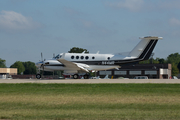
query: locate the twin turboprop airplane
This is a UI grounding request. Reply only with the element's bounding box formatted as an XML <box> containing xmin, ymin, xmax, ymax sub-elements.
<box><xmin>35</xmin><ymin>36</ymin><xmax>162</xmax><ymax>79</ymax></box>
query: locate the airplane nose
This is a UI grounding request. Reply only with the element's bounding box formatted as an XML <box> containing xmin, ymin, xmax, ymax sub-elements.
<box><xmin>35</xmin><ymin>61</ymin><xmax>43</xmax><ymax>68</ymax></box>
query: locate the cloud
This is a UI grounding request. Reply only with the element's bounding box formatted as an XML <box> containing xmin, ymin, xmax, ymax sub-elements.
<box><xmin>106</xmin><ymin>0</ymin><xmax>180</xmax><ymax>12</ymax></box>
<box><xmin>106</xmin><ymin>0</ymin><xmax>144</xmax><ymax>12</ymax></box>
<box><xmin>160</xmin><ymin>1</ymin><xmax>180</xmax><ymax>9</ymax></box>
<box><xmin>0</xmin><ymin>10</ymin><xmax>41</xmax><ymax>32</ymax></box>
<box><xmin>76</xmin><ymin>19</ymin><xmax>117</xmax><ymax>37</ymax></box>
<box><xmin>64</xmin><ymin>7</ymin><xmax>84</xmax><ymax>16</ymax></box>
<box><xmin>81</xmin><ymin>20</ymin><xmax>93</xmax><ymax>28</ymax></box>
<box><xmin>63</xmin><ymin>7</ymin><xmax>117</xmax><ymax>37</ymax></box>
<box><xmin>169</xmin><ymin>18</ymin><xmax>180</xmax><ymax>26</ymax></box>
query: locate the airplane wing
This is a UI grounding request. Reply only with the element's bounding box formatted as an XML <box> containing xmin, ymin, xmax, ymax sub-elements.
<box><xmin>57</xmin><ymin>58</ymin><xmax>89</xmax><ymax>73</ymax></box>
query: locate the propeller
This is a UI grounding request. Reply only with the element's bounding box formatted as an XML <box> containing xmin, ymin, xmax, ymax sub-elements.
<box><xmin>40</xmin><ymin>52</ymin><xmax>44</xmax><ymax>78</ymax></box>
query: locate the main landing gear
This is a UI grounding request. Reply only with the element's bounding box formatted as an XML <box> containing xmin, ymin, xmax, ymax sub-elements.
<box><xmin>73</xmin><ymin>74</ymin><xmax>79</xmax><ymax>79</ymax></box>
<box><xmin>36</xmin><ymin>73</ymin><xmax>89</xmax><ymax>79</ymax></box>
<box><xmin>73</xmin><ymin>74</ymin><xmax>89</xmax><ymax>79</ymax></box>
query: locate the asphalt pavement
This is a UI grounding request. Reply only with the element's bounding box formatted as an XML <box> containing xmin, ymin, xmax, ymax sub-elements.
<box><xmin>0</xmin><ymin>79</ymin><xmax>180</xmax><ymax>83</ymax></box>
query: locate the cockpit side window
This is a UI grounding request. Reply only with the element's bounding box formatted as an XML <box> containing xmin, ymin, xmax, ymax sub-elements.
<box><xmin>55</xmin><ymin>54</ymin><xmax>62</xmax><ymax>59</ymax></box>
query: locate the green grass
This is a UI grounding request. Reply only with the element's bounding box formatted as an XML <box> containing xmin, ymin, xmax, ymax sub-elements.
<box><xmin>0</xmin><ymin>83</ymin><xmax>180</xmax><ymax>120</ymax></box>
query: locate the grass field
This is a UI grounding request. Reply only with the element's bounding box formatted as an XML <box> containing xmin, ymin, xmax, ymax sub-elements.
<box><xmin>0</xmin><ymin>83</ymin><xmax>180</xmax><ymax>120</ymax></box>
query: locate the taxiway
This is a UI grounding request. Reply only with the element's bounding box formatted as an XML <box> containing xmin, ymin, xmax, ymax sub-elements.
<box><xmin>0</xmin><ymin>79</ymin><xmax>180</xmax><ymax>83</ymax></box>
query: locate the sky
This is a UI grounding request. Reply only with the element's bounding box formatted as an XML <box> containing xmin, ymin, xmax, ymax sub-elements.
<box><xmin>1</xmin><ymin>0</ymin><xmax>180</xmax><ymax>67</ymax></box>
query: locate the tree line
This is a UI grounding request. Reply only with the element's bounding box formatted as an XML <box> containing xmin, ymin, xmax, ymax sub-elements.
<box><xmin>140</xmin><ymin>53</ymin><xmax>180</xmax><ymax>76</ymax></box>
<box><xmin>0</xmin><ymin>59</ymin><xmax>36</xmax><ymax>75</ymax></box>
<box><xmin>0</xmin><ymin>48</ymin><xmax>180</xmax><ymax>76</ymax></box>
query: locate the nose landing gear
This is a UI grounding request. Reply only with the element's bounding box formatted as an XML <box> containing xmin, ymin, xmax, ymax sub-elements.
<box><xmin>36</xmin><ymin>74</ymin><xmax>41</xmax><ymax>79</ymax></box>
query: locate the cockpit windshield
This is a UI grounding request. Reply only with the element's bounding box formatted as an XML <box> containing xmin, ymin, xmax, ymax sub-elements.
<box><xmin>55</xmin><ymin>55</ymin><xmax>60</xmax><ymax>59</ymax></box>
<box><xmin>55</xmin><ymin>54</ymin><xmax>62</xmax><ymax>59</ymax></box>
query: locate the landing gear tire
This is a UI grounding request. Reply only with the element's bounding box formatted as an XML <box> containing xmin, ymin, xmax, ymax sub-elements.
<box><xmin>36</xmin><ymin>74</ymin><xmax>41</xmax><ymax>79</ymax></box>
<box><xmin>84</xmin><ymin>75</ymin><xmax>89</xmax><ymax>79</ymax></box>
<box><xmin>73</xmin><ymin>74</ymin><xmax>79</xmax><ymax>79</ymax></box>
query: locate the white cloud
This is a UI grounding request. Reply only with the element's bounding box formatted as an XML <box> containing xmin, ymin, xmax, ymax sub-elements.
<box><xmin>106</xmin><ymin>1</ymin><xmax>180</xmax><ymax>12</ymax></box>
<box><xmin>170</xmin><ymin>18</ymin><xmax>180</xmax><ymax>26</ymax></box>
<box><xmin>0</xmin><ymin>10</ymin><xmax>41</xmax><ymax>32</ymax></box>
<box><xmin>107</xmin><ymin>0</ymin><xmax>144</xmax><ymax>12</ymax></box>
<box><xmin>80</xmin><ymin>20</ymin><xmax>93</xmax><ymax>28</ymax></box>
<box><xmin>64</xmin><ymin>7</ymin><xmax>84</xmax><ymax>16</ymax></box>
<box><xmin>160</xmin><ymin>1</ymin><xmax>180</xmax><ymax>9</ymax></box>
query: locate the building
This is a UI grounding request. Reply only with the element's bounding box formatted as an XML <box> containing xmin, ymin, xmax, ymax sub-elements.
<box><xmin>97</xmin><ymin>64</ymin><xmax>171</xmax><ymax>79</ymax></box>
<box><xmin>0</xmin><ymin>68</ymin><xmax>17</xmax><ymax>79</ymax></box>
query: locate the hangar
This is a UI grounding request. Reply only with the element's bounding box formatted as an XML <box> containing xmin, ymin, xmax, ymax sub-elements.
<box><xmin>98</xmin><ymin>64</ymin><xmax>171</xmax><ymax>79</ymax></box>
<box><xmin>0</xmin><ymin>68</ymin><xmax>17</xmax><ymax>79</ymax></box>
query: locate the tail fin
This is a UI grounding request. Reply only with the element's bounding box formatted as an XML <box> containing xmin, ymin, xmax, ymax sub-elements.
<box><xmin>128</xmin><ymin>36</ymin><xmax>162</xmax><ymax>60</ymax></box>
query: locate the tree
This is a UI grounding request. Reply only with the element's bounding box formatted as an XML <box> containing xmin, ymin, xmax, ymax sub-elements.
<box><xmin>167</xmin><ymin>53</ymin><xmax>180</xmax><ymax>65</ymax></box>
<box><xmin>23</xmin><ymin>61</ymin><xmax>37</xmax><ymax>75</ymax></box>
<box><xmin>68</xmin><ymin>47</ymin><xmax>89</xmax><ymax>53</ymax></box>
<box><xmin>10</xmin><ymin>61</ymin><xmax>25</xmax><ymax>75</ymax></box>
<box><xmin>172</xmin><ymin>63</ymin><xmax>179</xmax><ymax>76</ymax></box>
<box><xmin>139</xmin><ymin>58</ymin><xmax>159</xmax><ymax>64</ymax></box>
<box><xmin>156</xmin><ymin>58</ymin><xmax>166</xmax><ymax>64</ymax></box>
<box><xmin>0</xmin><ymin>58</ymin><xmax>6</xmax><ymax>68</ymax></box>
<box><xmin>177</xmin><ymin>62</ymin><xmax>180</xmax><ymax>72</ymax></box>
<box><xmin>167</xmin><ymin>53</ymin><xmax>180</xmax><ymax>72</ymax></box>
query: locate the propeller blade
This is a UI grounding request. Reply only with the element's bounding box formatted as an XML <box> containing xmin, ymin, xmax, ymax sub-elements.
<box><xmin>41</xmin><ymin>52</ymin><xmax>43</xmax><ymax>62</ymax></box>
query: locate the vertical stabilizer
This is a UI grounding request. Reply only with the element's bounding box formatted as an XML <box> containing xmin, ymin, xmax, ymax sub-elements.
<box><xmin>128</xmin><ymin>36</ymin><xmax>162</xmax><ymax>60</ymax></box>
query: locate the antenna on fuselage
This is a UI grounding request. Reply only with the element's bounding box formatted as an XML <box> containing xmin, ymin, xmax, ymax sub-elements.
<box><xmin>96</xmin><ymin>51</ymin><xmax>99</xmax><ymax>54</ymax></box>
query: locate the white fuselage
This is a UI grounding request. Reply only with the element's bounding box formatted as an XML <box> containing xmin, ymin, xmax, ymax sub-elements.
<box><xmin>36</xmin><ymin>53</ymin><xmax>124</xmax><ymax>74</ymax></box>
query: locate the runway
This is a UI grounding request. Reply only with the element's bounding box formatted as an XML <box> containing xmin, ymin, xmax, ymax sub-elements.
<box><xmin>0</xmin><ymin>79</ymin><xmax>180</xmax><ymax>83</ymax></box>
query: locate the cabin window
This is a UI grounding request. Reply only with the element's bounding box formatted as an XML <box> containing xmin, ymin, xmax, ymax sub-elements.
<box><xmin>92</xmin><ymin>56</ymin><xmax>95</xmax><ymax>59</ymax></box>
<box><xmin>76</xmin><ymin>56</ymin><xmax>79</xmax><ymax>59</ymax></box>
<box><xmin>108</xmin><ymin>57</ymin><xmax>110</xmax><ymax>60</ymax></box>
<box><xmin>85</xmin><ymin>56</ymin><xmax>89</xmax><ymax>60</ymax></box>
<box><xmin>81</xmin><ymin>56</ymin><xmax>84</xmax><ymax>59</ymax></box>
<box><xmin>71</xmin><ymin>56</ymin><xmax>74</xmax><ymax>59</ymax></box>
